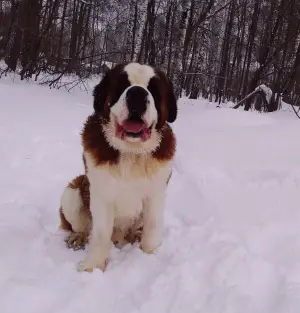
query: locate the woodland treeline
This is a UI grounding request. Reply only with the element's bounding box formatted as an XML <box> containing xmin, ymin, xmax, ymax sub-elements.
<box><xmin>0</xmin><ymin>0</ymin><xmax>300</xmax><ymax>111</ymax></box>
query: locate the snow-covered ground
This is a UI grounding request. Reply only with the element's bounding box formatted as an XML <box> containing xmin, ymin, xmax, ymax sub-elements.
<box><xmin>1</xmin><ymin>75</ymin><xmax>300</xmax><ymax>313</ymax></box>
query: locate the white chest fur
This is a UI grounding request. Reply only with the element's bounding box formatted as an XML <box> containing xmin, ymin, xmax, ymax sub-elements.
<box><xmin>84</xmin><ymin>152</ymin><xmax>172</xmax><ymax>230</ymax></box>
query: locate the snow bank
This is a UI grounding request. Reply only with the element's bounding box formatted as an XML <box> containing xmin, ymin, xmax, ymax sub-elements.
<box><xmin>1</xmin><ymin>76</ymin><xmax>300</xmax><ymax>313</ymax></box>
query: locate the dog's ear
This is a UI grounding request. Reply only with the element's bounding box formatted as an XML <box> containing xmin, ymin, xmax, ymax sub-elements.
<box><xmin>93</xmin><ymin>72</ymin><xmax>110</xmax><ymax>114</ymax></box>
<box><xmin>155</xmin><ymin>69</ymin><xmax>178</xmax><ymax>123</ymax></box>
<box><xmin>165</xmin><ymin>78</ymin><xmax>178</xmax><ymax>123</ymax></box>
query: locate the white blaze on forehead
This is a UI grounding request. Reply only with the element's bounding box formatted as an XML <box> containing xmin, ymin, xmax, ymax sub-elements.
<box><xmin>124</xmin><ymin>63</ymin><xmax>155</xmax><ymax>87</ymax></box>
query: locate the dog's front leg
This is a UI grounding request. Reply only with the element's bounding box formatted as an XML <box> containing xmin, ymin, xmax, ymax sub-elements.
<box><xmin>77</xmin><ymin>187</ymin><xmax>114</xmax><ymax>273</ymax></box>
<box><xmin>141</xmin><ymin>190</ymin><xmax>166</xmax><ymax>254</ymax></box>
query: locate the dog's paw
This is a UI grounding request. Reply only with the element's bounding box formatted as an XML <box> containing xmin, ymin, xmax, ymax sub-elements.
<box><xmin>125</xmin><ymin>227</ymin><xmax>143</xmax><ymax>244</ymax></box>
<box><xmin>140</xmin><ymin>240</ymin><xmax>160</xmax><ymax>254</ymax></box>
<box><xmin>65</xmin><ymin>232</ymin><xmax>88</xmax><ymax>251</ymax></box>
<box><xmin>111</xmin><ymin>228</ymin><xmax>127</xmax><ymax>249</ymax></box>
<box><xmin>140</xmin><ymin>244</ymin><xmax>156</xmax><ymax>254</ymax></box>
<box><xmin>77</xmin><ymin>258</ymin><xmax>108</xmax><ymax>273</ymax></box>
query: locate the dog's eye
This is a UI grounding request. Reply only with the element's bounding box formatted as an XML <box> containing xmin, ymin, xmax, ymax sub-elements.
<box><xmin>110</xmin><ymin>74</ymin><xmax>131</xmax><ymax>105</ymax></box>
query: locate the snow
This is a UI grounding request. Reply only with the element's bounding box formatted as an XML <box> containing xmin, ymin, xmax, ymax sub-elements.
<box><xmin>1</xmin><ymin>76</ymin><xmax>300</xmax><ymax>313</ymax></box>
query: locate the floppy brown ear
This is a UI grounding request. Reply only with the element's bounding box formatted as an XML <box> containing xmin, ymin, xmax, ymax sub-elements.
<box><xmin>93</xmin><ymin>72</ymin><xmax>110</xmax><ymax>114</ymax></box>
<box><xmin>166</xmin><ymin>78</ymin><xmax>178</xmax><ymax>123</ymax></box>
<box><xmin>155</xmin><ymin>69</ymin><xmax>178</xmax><ymax>123</ymax></box>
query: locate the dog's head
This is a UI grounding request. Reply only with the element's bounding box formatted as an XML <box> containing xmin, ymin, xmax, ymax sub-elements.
<box><xmin>93</xmin><ymin>62</ymin><xmax>177</xmax><ymax>153</ymax></box>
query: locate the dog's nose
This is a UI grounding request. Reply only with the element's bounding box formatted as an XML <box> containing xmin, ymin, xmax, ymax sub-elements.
<box><xmin>126</xmin><ymin>86</ymin><xmax>148</xmax><ymax>119</ymax></box>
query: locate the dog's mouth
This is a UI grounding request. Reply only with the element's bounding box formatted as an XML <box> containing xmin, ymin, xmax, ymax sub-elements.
<box><xmin>116</xmin><ymin>120</ymin><xmax>152</xmax><ymax>141</ymax></box>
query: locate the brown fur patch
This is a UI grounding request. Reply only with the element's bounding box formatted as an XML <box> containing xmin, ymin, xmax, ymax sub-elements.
<box><xmin>93</xmin><ymin>63</ymin><xmax>127</xmax><ymax>117</ymax></box>
<box><xmin>81</xmin><ymin>114</ymin><xmax>119</xmax><ymax>167</ymax></box>
<box><xmin>68</xmin><ymin>174</ymin><xmax>85</xmax><ymax>189</ymax></box>
<box><xmin>149</xmin><ymin>68</ymin><xmax>178</xmax><ymax>127</ymax></box>
<box><xmin>153</xmin><ymin>124</ymin><xmax>176</xmax><ymax>162</ymax></box>
<box><xmin>104</xmin><ymin>153</ymin><xmax>166</xmax><ymax>180</ymax></box>
<box><xmin>67</xmin><ymin>174</ymin><xmax>91</xmax><ymax>217</ymax></box>
<box><xmin>124</xmin><ymin>226</ymin><xmax>143</xmax><ymax>244</ymax></box>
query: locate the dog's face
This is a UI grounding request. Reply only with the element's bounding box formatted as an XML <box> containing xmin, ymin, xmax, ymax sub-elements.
<box><xmin>93</xmin><ymin>62</ymin><xmax>177</xmax><ymax>153</ymax></box>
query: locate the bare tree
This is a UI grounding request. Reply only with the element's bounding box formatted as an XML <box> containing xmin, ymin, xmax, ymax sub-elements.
<box><xmin>0</xmin><ymin>0</ymin><xmax>299</xmax><ymax>111</ymax></box>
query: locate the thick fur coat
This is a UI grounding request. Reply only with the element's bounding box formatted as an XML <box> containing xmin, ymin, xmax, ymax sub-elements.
<box><xmin>59</xmin><ymin>62</ymin><xmax>177</xmax><ymax>272</ymax></box>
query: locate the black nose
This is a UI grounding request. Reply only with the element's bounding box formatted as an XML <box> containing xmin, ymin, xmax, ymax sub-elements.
<box><xmin>126</xmin><ymin>86</ymin><xmax>148</xmax><ymax>120</ymax></box>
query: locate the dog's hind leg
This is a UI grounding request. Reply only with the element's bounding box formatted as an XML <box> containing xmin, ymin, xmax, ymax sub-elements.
<box><xmin>59</xmin><ymin>175</ymin><xmax>91</xmax><ymax>250</ymax></box>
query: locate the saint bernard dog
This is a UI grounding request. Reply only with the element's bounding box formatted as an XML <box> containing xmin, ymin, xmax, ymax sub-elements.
<box><xmin>59</xmin><ymin>62</ymin><xmax>177</xmax><ymax>272</ymax></box>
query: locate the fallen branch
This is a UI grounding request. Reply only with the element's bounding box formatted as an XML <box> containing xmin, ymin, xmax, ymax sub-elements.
<box><xmin>231</xmin><ymin>89</ymin><xmax>261</xmax><ymax>109</ymax></box>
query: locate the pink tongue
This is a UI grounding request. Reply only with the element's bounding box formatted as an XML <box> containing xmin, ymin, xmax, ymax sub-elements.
<box><xmin>141</xmin><ymin>128</ymin><xmax>151</xmax><ymax>141</ymax></box>
<box><xmin>122</xmin><ymin>121</ymin><xmax>145</xmax><ymax>133</ymax></box>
